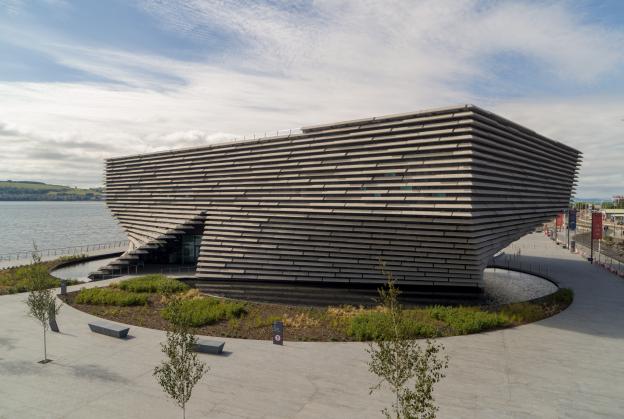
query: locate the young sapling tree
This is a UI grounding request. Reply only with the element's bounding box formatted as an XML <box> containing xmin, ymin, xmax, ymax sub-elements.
<box><xmin>25</xmin><ymin>242</ymin><xmax>61</xmax><ymax>363</ymax></box>
<box><xmin>368</xmin><ymin>260</ymin><xmax>449</xmax><ymax>419</ymax></box>
<box><xmin>154</xmin><ymin>297</ymin><xmax>207</xmax><ymax>419</ymax></box>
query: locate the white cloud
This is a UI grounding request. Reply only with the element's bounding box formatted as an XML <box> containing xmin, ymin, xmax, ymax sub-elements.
<box><xmin>465</xmin><ymin>2</ymin><xmax>624</xmax><ymax>83</ymax></box>
<box><xmin>0</xmin><ymin>0</ymin><xmax>622</xmax><ymax>196</ymax></box>
<box><xmin>493</xmin><ymin>99</ymin><xmax>624</xmax><ymax>198</ymax></box>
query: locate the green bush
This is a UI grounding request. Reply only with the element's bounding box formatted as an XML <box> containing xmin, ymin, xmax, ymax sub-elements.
<box><xmin>252</xmin><ymin>314</ymin><xmax>282</xmax><ymax>328</ymax></box>
<box><xmin>7</xmin><ymin>278</ymin><xmax>58</xmax><ymax>294</ymax></box>
<box><xmin>499</xmin><ymin>303</ymin><xmax>544</xmax><ymax>323</ymax></box>
<box><xmin>75</xmin><ymin>288</ymin><xmax>148</xmax><ymax>306</ymax></box>
<box><xmin>428</xmin><ymin>305</ymin><xmax>509</xmax><ymax>335</ymax></box>
<box><xmin>341</xmin><ymin>289</ymin><xmax>574</xmax><ymax>340</ymax></box>
<box><xmin>501</xmin><ymin>288</ymin><xmax>574</xmax><ymax>323</ymax></box>
<box><xmin>1</xmin><ymin>262</ymin><xmax>80</xmax><ymax>295</ymax></box>
<box><xmin>161</xmin><ymin>297</ymin><xmax>247</xmax><ymax>327</ymax></box>
<box><xmin>114</xmin><ymin>274</ymin><xmax>188</xmax><ymax>294</ymax></box>
<box><xmin>347</xmin><ymin>312</ymin><xmax>390</xmax><ymax>340</ymax></box>
<box><xmin>347</xmin><ymin>311</ymin><xmax>437</xmax><ymax>341</ymax></box>
<box><xmin>548</xmin><ymin>288</ymin><xmax>574</xmax><ymax>306</ymax></box>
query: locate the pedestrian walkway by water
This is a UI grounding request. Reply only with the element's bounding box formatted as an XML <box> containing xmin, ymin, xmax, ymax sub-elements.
<box><xmin>0</xmin><ymin>242</ymin><xmax>128</xmax><ymax>270</ymax></box>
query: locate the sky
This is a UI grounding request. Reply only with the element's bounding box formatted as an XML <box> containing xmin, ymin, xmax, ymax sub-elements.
<box><xmin>0</xmin><ymin>0</ymin><xmax>623</xmax><ymax>198</ymax></box>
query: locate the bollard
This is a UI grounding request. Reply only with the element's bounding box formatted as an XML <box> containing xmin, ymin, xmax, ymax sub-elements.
<box><xmin>60</xmin><ymin>280</ymin><xmax>67</xmax><ymax>295</ymax></box>
<box><xmin>49</xmin><ymin>306</ymin><xmax>60</xmax><ymax>333</ymax></box>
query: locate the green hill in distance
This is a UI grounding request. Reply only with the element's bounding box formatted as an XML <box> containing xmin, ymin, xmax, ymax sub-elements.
<box><xmin>0</xmin><ymin>180</ymin><xmax>103</xmax><ymax>201</ymax></box>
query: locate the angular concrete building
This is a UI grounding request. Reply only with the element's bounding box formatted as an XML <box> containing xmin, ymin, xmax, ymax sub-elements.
<box><xmin>97</xmin><ymin>105</ymin><xmax>581</xmax><ymax>291</ymax></box>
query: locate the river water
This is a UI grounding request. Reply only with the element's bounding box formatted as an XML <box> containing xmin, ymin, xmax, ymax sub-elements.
<box><xmin>0</xmin><ymin>201</ymin><xmax>127</xmax><ymax>256</ymax></box>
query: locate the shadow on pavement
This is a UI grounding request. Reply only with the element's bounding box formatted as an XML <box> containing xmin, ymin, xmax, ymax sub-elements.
<box><xmin>0</xmin><ymin>359</ymin><xmax>130</xmax><ymax>384</ymax></box>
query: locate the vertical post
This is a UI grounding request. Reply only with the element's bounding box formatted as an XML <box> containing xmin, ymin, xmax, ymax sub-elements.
<box><xmin>554</xmin><ymin>219</ymin><xmax>558</xmax><ymax>242</ymax></box>
<box><xmin>49</xmin><ymin>306</ymin><xmax>60</xmax><ymax>333</ymax></box>
<box><xmin>566</xmin><ymin>209</ymin><xmax>570</xmax><ymax>249</ymax></box>
<box><xmin>569</xmin><ymin>208</ymin><xmax>577</xmax><ymax>253</ymax></box>
<box><xmin>589</xmin><ymin>209</ymin><xmax>596</xmax><ymax>264</ymax></box>
<box><xmin>590</xmin><ymin>231</ymin><xmax>594</xmax><ymax>264</ymax></box>
<box><xmin>598</xmin><ymin>240</ymin><xmax>601</xmax><ymax>264</ymax></box>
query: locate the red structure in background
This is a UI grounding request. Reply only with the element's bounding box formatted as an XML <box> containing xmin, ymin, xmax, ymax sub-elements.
<box><xmin>556</xmin><ymin>213</ymin><xmax>564</xmax><ymax>229</ymax></box>
<box><xmin>592</xmin><ymin>212</ymin><xmax>603</xmax><ymax>240</ymax></box>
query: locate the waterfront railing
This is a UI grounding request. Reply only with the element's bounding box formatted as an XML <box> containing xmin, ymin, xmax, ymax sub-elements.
<box><xmin>501</xmin><ymin>232</ymin><xmax>624</xmax><ymax>278</ymax></box>
<box><xmin>0</xmin><ymin>240</ymin><xmax>129</xmax><ymax>262</ymax></box>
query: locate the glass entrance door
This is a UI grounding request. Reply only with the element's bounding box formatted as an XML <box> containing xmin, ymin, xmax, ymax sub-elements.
<box><xmin>180</xmin><ymin>234</ymin><xmax>202</xmax><ymax>264</ymax></box>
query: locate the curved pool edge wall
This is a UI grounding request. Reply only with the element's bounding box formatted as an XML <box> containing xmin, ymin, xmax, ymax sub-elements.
<box><xmin>486</xmin><ymin>263</ymin><xmax>560</xmax><ymax>288</ymax></box>
<box><xmin>483</xmin><ymin>267</ymin><xmax>560</xmax><ymax>307</ymax></box>
<box><xmin>50</xmin><ymin>251</ymin><xmax>124</xmax><ymax>280</ymax></box>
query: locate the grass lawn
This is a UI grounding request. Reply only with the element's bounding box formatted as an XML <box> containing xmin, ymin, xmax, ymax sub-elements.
<box><xmin>0</xmin><ymin>256</ymin><xmax>83</xmax><ymax>295</ymax></box>
<box><xmin>0</xmin><ymin>180</ymin><xmax>101</xmax><ymax>198</ymax></box>
<box><xmin>63</xmin><ymin>274</ymin><xmax>574</xmax><ymax>341</ymax></box>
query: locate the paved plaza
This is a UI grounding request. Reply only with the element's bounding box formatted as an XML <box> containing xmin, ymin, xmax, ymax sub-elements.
<box><xmin>1</xmin><ymin>233</ymin><xmax>623</xmax><ymax>418</ymax></box>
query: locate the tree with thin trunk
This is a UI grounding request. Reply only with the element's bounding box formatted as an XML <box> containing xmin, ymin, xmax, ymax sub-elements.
<box><xmin>368</xmin><ymin>260</ymin><xmax>449</xmax><ymax>419</ymax></box>
<box><xmin>25</xmin><ymin>243</ymin><xmax>61</xmax><ymax>363</ymax></box>
<box><xmin>154</xmin><ymin>297</ymin><xmax>207</xmax><ymax>419</ymax></box>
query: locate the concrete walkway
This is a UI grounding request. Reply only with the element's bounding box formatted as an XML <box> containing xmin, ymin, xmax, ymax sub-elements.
<box><xmin>1</xmin><ymin>233</ymin><xmax>623</xmax><ymax>418</ymax></box>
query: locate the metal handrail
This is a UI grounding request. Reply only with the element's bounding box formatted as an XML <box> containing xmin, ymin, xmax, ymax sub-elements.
<box><xmin>574</xmin><ymin>240</ymin><xmax>624</xmax><ymax>276</ymax></box>
<box><xmin>0</xmin><ymin>240</ymin><xmax>129</xmax><ymax>262</ymax></box>
<box><xmin>112</xmin><ymin>127</ymin><xmax>304</xmax><ymax>160</ymax></box>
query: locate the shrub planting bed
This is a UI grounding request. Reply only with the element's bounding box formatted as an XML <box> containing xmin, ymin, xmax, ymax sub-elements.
<box><xmin>0</xmin><ymin>256</ymin><xmax>82</xmax><ymax>295</ymax></box>
<box><xmin>161</xmin><ymin>296</ymin><xmax>247</xmax><ymax>326</ymax></box>
<box><xmin>63</xmin><ymin>274</ymin><xmax>574</xmax><ymax>341</ymax></box>
<box><xmin>75</xmin><ymin>287</ymin><xmax>148</xmax><ymax>306</ymax></box>
<box><xmin>112</xmin><ymin>274</ymin><xmax>189</xmax><ymax>294</ymax></box>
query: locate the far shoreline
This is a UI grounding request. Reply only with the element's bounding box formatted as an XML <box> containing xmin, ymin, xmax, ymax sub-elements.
<box><xmin>0</xmin><ymin>199</ymin><xmax>103</xmax><ymax>202</ymax></box>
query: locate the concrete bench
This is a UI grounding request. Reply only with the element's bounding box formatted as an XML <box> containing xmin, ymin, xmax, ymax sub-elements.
<box><xmin>193</xmin><ymin>338</ymin><xmax>225</xmax><ymax>355</ymax></box>
<box><xmin>88</xmin><ymin>320</ymin><xmax>130</xmax><ymax>339</ymax></box>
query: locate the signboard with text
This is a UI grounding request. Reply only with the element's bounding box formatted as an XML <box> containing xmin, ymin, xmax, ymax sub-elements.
<box><xmin>592</xmin><ymin>212</ymin><xmax>603</xmax><ymax>240</ymax></box>
<box><xmin>556</xmin><ymin>213</ymin><xmax>564</xmax><ymax>228</ymax></box>
<box><xmin>568</xmin><ymin>209</ymin><xmax>577</xmax><ymax>230</ymax></box>
<box><xmin>272</xmin><ymin>321</ymin><xmax>284</xmax><ymax>345</ymax></box>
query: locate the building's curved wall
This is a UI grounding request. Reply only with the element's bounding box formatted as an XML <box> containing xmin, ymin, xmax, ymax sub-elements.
<box><xmin>104</xmin><ymin>105</ymin><xmax>581</xmax><ymax>288</ymax></box>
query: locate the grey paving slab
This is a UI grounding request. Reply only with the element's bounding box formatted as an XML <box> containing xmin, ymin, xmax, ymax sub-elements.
<box><xmin>1</xmin><ymin>233</ymin><xmax>623</xmax><ymax>418</ymax></box>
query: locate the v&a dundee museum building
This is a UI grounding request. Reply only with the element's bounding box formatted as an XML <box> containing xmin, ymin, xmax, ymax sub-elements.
<box><xmin>95</xmin><ymin>105</ymin><xmax>581</xmax><ymax>294</ymax></box>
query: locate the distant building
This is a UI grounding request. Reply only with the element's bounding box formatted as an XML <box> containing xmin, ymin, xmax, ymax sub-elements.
<box><xmin>96</xmin><ymin>105</ymin><xmax>581</xmax><ymax>291</ymax></box>
<box><xmin>603</xmin><ymin>209</ymin><xmax>624</xmax><ymax>224</ymax></box>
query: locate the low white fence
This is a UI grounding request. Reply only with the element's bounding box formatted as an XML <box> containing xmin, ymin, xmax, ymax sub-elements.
<box><xmin>574</xmin><ymin>240</ymin><xmax>624</xmax><ymax>278</ymax></box>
